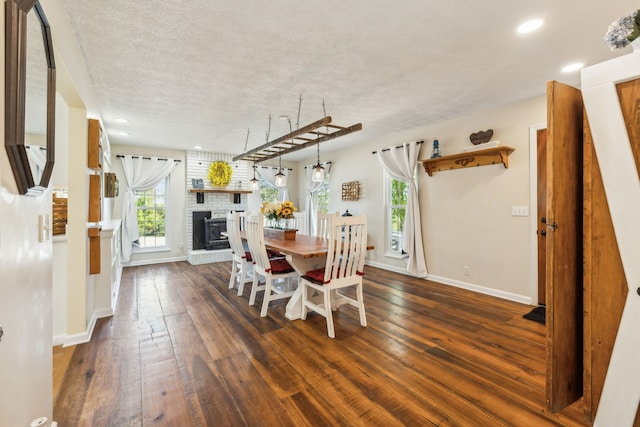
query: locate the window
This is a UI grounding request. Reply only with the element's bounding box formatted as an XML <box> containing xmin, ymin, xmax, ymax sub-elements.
<box><xmin>317</xmin><ymin>171</ymin><xmax>330</xmax><ymax>214</ymax></box>
<box><xmin>259</xmin><ymin>176</ymin><xmax>280</xmax><ymax>203</ymax></box>
<box><xmin>386</xmin><ymin>174</ymin><xmax>409</xmax><ymax>256</ymax></box>
<box><xmin>134</xmin><ymin>177</ymin><xmax>169</xmax><ymax>249</ymax></box>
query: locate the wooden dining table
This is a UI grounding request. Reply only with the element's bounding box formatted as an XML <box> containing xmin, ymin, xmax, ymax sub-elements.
<box><xmin>239</xmin><ymin>231</ymin><xmax>373</xmax><ymax>320</ymax></box>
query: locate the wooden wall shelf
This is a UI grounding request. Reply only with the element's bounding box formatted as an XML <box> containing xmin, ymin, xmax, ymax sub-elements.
<box><xmin>419</xmin><ymin>146</ymin><xmax>515</xmax><ymax>176</ymax></box>
<box><xmin>188</xmin><ymin>188</ymin><xmax>253</xmax><ymax>194</ymax></box>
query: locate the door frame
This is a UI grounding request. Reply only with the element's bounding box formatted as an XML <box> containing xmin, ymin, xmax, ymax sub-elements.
<box><xmin>528</xmin><ymin>123</ymin><xmax>546</xmax><ymax>305</ymax></box>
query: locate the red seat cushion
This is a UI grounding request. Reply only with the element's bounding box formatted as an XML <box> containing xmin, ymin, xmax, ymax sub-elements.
<box><xmin>302</xmin><ymin>267</ymin><xmax>365</xmax><ymax>285</ymax></box>
<box><xmin>267</xmin><ymin>249</ymin><xmax>284</xmax><ymax>259</ymax></box>
<box><xmin>302</xmin><ymin>267</ymin><xmax>328</xmax><ymax>284</ymax></box>
<box><xmin>243</xmin><ymin>251</ymin><xmax>252</xmax><ymax>262</ymax></box>
<box><xmin>267</xmin><ymin>258</ymin><xmax>295</xmax><ymax>274</ymax></box>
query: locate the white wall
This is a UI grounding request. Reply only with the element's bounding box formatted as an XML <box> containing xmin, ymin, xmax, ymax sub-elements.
<box><xmin>297</xmin><ymin>95</ymin><xmax>546</xmax><ymax>303</ymax></box>
<box><xmin>0</xmin><ymin>3</ymin><xmax>53</xmax><ymax>426</ymax></box>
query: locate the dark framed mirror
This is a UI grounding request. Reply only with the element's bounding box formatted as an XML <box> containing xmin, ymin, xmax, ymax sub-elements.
<box><xmin>5</xmin><ymin>0</ymin><xmax>56</xmax><ymax>196</ymax></box>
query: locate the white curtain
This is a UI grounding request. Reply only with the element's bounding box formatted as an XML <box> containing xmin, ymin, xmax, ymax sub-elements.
<box><xmin>120</xmin><ymin>155</ymin><xmax>176</xmax><ymax>262</ymax></box>
<box><xmin>256</xmin><ymin>166</ymin><xmax>290</xmax><ymax>201</ymax></box>
<box><xmin>377</xmin><ymin>142</ymin><xmax>428</xmax><ymax>277</ymax></box>
<box><xmin>304</xmin><ymin>162</ymin><xmax>331</xmax><ymax>235</ymax></box>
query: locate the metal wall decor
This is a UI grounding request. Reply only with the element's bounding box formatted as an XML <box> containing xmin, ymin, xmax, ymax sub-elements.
<box><xmin>341</xmin><ymin>181</ymin><xmax>360</xmax><ymax>201</ymax></box>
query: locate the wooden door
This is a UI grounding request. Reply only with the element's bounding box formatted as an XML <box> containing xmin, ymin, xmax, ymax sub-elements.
<box><xmin>583</xmin><ymin>78</ymin><xmax>640</xmax><ymax>425</ymax></box>
<box><xmin>545</xmin><ymin>80</ymin><xmax>583</xmax><ymax>412</ymax></box>
<box><xmin>537</xmin><ymin>128</ymin><xmax>547</xmax><ymax>306</ymax></box>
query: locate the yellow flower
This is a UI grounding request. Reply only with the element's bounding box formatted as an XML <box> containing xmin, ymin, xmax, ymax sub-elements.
<box><xmin>261</xmin><ymin>200</ymin><xmax>297</xmax><ymax>220</ymax></box>
<box><xmin>208</xmin><ymin>161</ymin><xmax>233</xmax><ymax>187</ymax></box>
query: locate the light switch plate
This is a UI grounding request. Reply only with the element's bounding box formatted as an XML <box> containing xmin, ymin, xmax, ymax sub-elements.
<box><xmin>511</xmin><ymin>206</ymin><xmax>529</xmax><ymax>217</ymax></box>
<box><xmin>38</xmin><ymin>213</ymin><xmax>50</xmax><ymax>242</ymax></box>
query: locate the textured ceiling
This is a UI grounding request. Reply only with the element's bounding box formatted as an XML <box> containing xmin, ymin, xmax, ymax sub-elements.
<box><xmin>61</xmin><ymin>0</ymin><xmax>636</xmax><ymax>161</ymax></box>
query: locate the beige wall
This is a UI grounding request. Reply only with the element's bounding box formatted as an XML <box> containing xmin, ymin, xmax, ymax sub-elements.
<box><xmin>296</xmin><ymin>95</ymin><xmax>546</xmax><ymax>303</ymax></box>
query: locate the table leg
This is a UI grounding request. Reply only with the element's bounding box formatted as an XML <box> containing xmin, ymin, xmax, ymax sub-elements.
<box><xmin>285</xmin><ymin>255</ymin><xmax>325</xmax><ymax>320</ymax></box>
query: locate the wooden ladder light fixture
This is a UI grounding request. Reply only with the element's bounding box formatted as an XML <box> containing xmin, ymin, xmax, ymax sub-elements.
<box><xmin>232</xmin><ymin>115</ymin><xmax>363</xmax><ymax>163</ymax></box>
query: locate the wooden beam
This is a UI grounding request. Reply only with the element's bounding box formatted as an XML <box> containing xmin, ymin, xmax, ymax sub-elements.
<box><xmin>253</xmin><ymin>123</ymin><xmax>363</xmax><ymax>163</ymax></box>
<box><xmin>233</xmin><ymin>116</ymin><xmax>332</xmax><ymax>162</ymax></box>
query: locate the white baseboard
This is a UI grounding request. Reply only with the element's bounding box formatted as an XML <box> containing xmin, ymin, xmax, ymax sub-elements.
<box><xmin>57</xmin><ymin>308</ymin><xmax>116</xmax><ymax>348</ymax></box>
<box><xmin>427</xmin><ymin>274</ymin><xmax>532</xmax><ymax>305</ymax></box>
<box><xmin>123</xmin><ymin>255</ymin><xmax>188</xmax><ymax>267</ymax></box>
<box><xmin>365</xmin><ymin>261</ymin><xmax>531</xmax><ymax>305</ymax></box>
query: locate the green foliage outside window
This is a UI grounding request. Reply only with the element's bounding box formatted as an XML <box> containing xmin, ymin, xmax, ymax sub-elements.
<box><xmin>134</xmin><ymin>180</ymin><xmax>167</xmax><ymax>247</ymax></box>
<box><xmin>317</xmin><ymin>173</ymin><xmax>330</xmax><ymax>213</ymax></box>
<box><xmin>390</xmin><ymin>178</ymin><xmax>408</xmax><ymax>253</ymax></box>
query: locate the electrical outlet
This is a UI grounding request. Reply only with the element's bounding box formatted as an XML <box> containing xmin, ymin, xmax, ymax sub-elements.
<box><xmin>463</xmin><ymin>266</ymin><xmax>470</xmax><ymax>276</ymax></box>
<box><xmin>511</xmin><ymin>206</ymin><xmax>529</xmax><ymax>217</ymax></box>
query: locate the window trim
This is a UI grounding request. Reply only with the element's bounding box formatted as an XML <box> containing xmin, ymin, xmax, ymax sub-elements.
<box><xmin>132</xmin><ymin>176</ymin><xmax>171</xmax><ymax>253</ymax></box>
<box><xmin>383</xmin><ymin>171</ymin><xmax>411</xmax><ymax>259</ymax></box>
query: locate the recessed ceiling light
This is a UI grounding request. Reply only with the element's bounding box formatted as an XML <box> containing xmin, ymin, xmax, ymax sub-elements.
<box><xmin>517</xmin><ymin>18</ymin><xmax>544</xmax><ymax>34</ymax></box>
<box><xmin>114</xmin><ymin>118</ymin><xmax>128</xmax><ymax>123</ymax></box>
<box><xmin>194</xmin><ymin>145</ymin><xmax>203</xmax><ymax>150</ymax></box>
<box><xmin>562</xmin><ymin>62</ymin><xmax>584</xmax><ymax>73</ymax></box>
<box><xmin>279</xmin><ymin>115</ymin><xmax>290</xmax><ymax>120</ymax></box>
<box><xmin>118</xmin><ymin>131</ymin><xmax>130</xmax><ymax>136</ymax></box>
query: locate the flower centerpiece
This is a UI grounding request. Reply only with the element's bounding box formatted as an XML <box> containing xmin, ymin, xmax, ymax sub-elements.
<box><xmin>605</xmin><ymin>9</ymin><xmax>640</xmax><ymax>51</ymax></box>
<box><xmin>208</xmin><ymin>161</ymin><xmax>233</xmax><ymax>187</ymax></box>
<box><xmin>261</xmin><ymin>200</ymin><xmax>297</xmax><ymax>228</ymax></box>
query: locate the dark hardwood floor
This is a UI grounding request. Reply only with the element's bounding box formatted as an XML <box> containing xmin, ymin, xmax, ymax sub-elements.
<box><xmin>53</xmin><ymin>261</ymin><xmax>588</xmax><ymax>426</ymax></box>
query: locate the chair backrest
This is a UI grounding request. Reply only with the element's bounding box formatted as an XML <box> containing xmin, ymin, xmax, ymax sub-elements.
<box><xmin>324</xmin><ymin>214</ymin><xmax>368</xmax><ymax>282</ymax></box>
<box><xmin>316</xmin><ymin>211</ymin><xmax>339</xmax><ymax>239</ymax></box>
<box><xmin>293</xmin><ymin>211</ymin><xmax>306</xmax><ymax>235</ymax></box>
<box><xmin>245</xmin><ymin>213</ymin><xmax>271</xmax><ymax>271</ymax></box>
<box><xmin>226</xmin><ymin>211</ymin><xmax>246</xmax><ymax>258</ymax></box>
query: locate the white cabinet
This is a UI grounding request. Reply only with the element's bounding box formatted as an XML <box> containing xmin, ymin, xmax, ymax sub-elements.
<box><xmin>94</xmin><ymin>219</ymin><xmax>122</xmax><ymax>316</ymax></box>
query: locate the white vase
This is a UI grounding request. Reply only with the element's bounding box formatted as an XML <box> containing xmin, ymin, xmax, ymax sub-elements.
<box><xmin>631</xmin><ymin>37</ymin><xmax>640</xmax><ymax>53</ymax></box>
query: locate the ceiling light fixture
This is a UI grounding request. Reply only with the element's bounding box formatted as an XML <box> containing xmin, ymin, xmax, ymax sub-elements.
<box><xmin>311</xmin><ymin>133</ymin><xmax>325</xmax><ymax>182</ymax></box>
<box><xmin>194</xmin><ymin>145</ymin><xmax>203</xmax><ymax>150</ymax></box>
<box><xmin>250</xmin><ymin>162</ymin><xmax>259</xmax><ymax>190</ymax></box>
<box><xmin>118</xmin><ymin>131</ymin><xmax>130</xmax><ymax>136</ymax></box>
<box><xmin>517</xmin><ymin>18</ymin><xmax>544</xmax><ymax>34</ymax></box>
<box><xmin>114</xmin><ymin>118</ymin><xmax>128</xmax><ymax>123</ymax></box>
<box><xmin>561</xmin><ymin>62</ymin><xmax>584</xmax><ymax>73</ymax></box>
<box><xmin>274</xmin><ymin>155</ymin><xmax>286</xmax><ymax>187</ymax></box>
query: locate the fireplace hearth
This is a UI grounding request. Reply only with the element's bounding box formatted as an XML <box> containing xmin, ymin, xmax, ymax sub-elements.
<box><xmin>192</xmin><ymin>211</ymin><xmax>229</xmax><ymax>250</ymax></box>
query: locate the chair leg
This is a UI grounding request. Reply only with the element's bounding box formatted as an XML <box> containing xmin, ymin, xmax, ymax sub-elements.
<box><xmin>249</xmin><ymin>275</ymin><xmax>259</xmax><ymax>306</ymax></box>
<box><xmin>260</xmin><ymin>276</ymin><xmax>272</xmax><ymax>317</ymax></box>
<box><xmin>324</xmin><ymin>288</ymin><xmax>335</xmax><ymax>338</ymax></box>
<box><xmin>229</xmin><ymin>259</ymin><xmax>238</xmax><ymax>289</ymax></box>
<box><xmin>301</xmin><ymin>282</ymin><xmax>308</xmax><ymax>320</ymax></box>
<box><xmin>237</xmin><ymin>261</ymin><xmax>246</xmax><ymax>296</ymax></box>
<box><xmin>356</xmin><ymin>283</ymin><xmax>367</xmax><ymax>327</ymax></box>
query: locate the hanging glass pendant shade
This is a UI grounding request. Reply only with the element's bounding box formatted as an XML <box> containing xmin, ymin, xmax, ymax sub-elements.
<box><xmin>275</xmin><ymin>155</ymin><xmax>286</xmax><ymax>187</ymax></box>
<box><xmin>311</xmin><ymin>135</ymin><xmax>325</xmax><ymax>182</ymax></box>
<box><xmin>250</xmin><ymin>163</ymin><xmax>259</xmax><ymax>190</ymax></box>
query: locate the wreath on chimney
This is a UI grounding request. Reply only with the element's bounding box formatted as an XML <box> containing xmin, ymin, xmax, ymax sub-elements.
<box><xmin>208</xmin><ymin>161</ymin><xmax>233</xmax><ymax>187</ymax></box>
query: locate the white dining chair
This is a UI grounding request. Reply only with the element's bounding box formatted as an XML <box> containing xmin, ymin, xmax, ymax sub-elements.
<box><xmin>300</xmin><ymin>214</ymin><xmax>368</xmax><ymax>338</ymax></box>
<box><xmin>293</xmin><ymin>211</ymin><xmax>306</xmax><ymax>235</ymax></box>
<box><xmin>315</xmin><ymin>211</ymin><xmax>339</xmax><ymax>239</ymax></box>
<box><xmin>226</xmin><ymin>211</ymin><xmax>253</xmax><ymax>296</ymax></box>
<box><xmin>245</xmin><ymin>213</ymin><xmax>299</xmax><ymax>317</ymax></box>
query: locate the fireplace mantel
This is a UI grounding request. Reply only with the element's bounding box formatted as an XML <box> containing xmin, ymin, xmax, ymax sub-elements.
<box><xmin>188</xmin><ymin>188</ymin><xmax>253</xmax><ymax>194</ymax></box>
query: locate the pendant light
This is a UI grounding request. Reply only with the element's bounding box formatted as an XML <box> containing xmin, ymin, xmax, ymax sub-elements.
<box><xmin>274</xmin><ymin>155</ymin><xmax>286</xmax><ymax>187</ymax></box>
<box><xmin>311</xmin><ymin>134</ymin><xmax>325</xmax><ymax>182</ymax></box>
<box><xmin>249</xmin><ymin>162</ymin><xmax>259</xmax><ymax>190</ymax></box>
